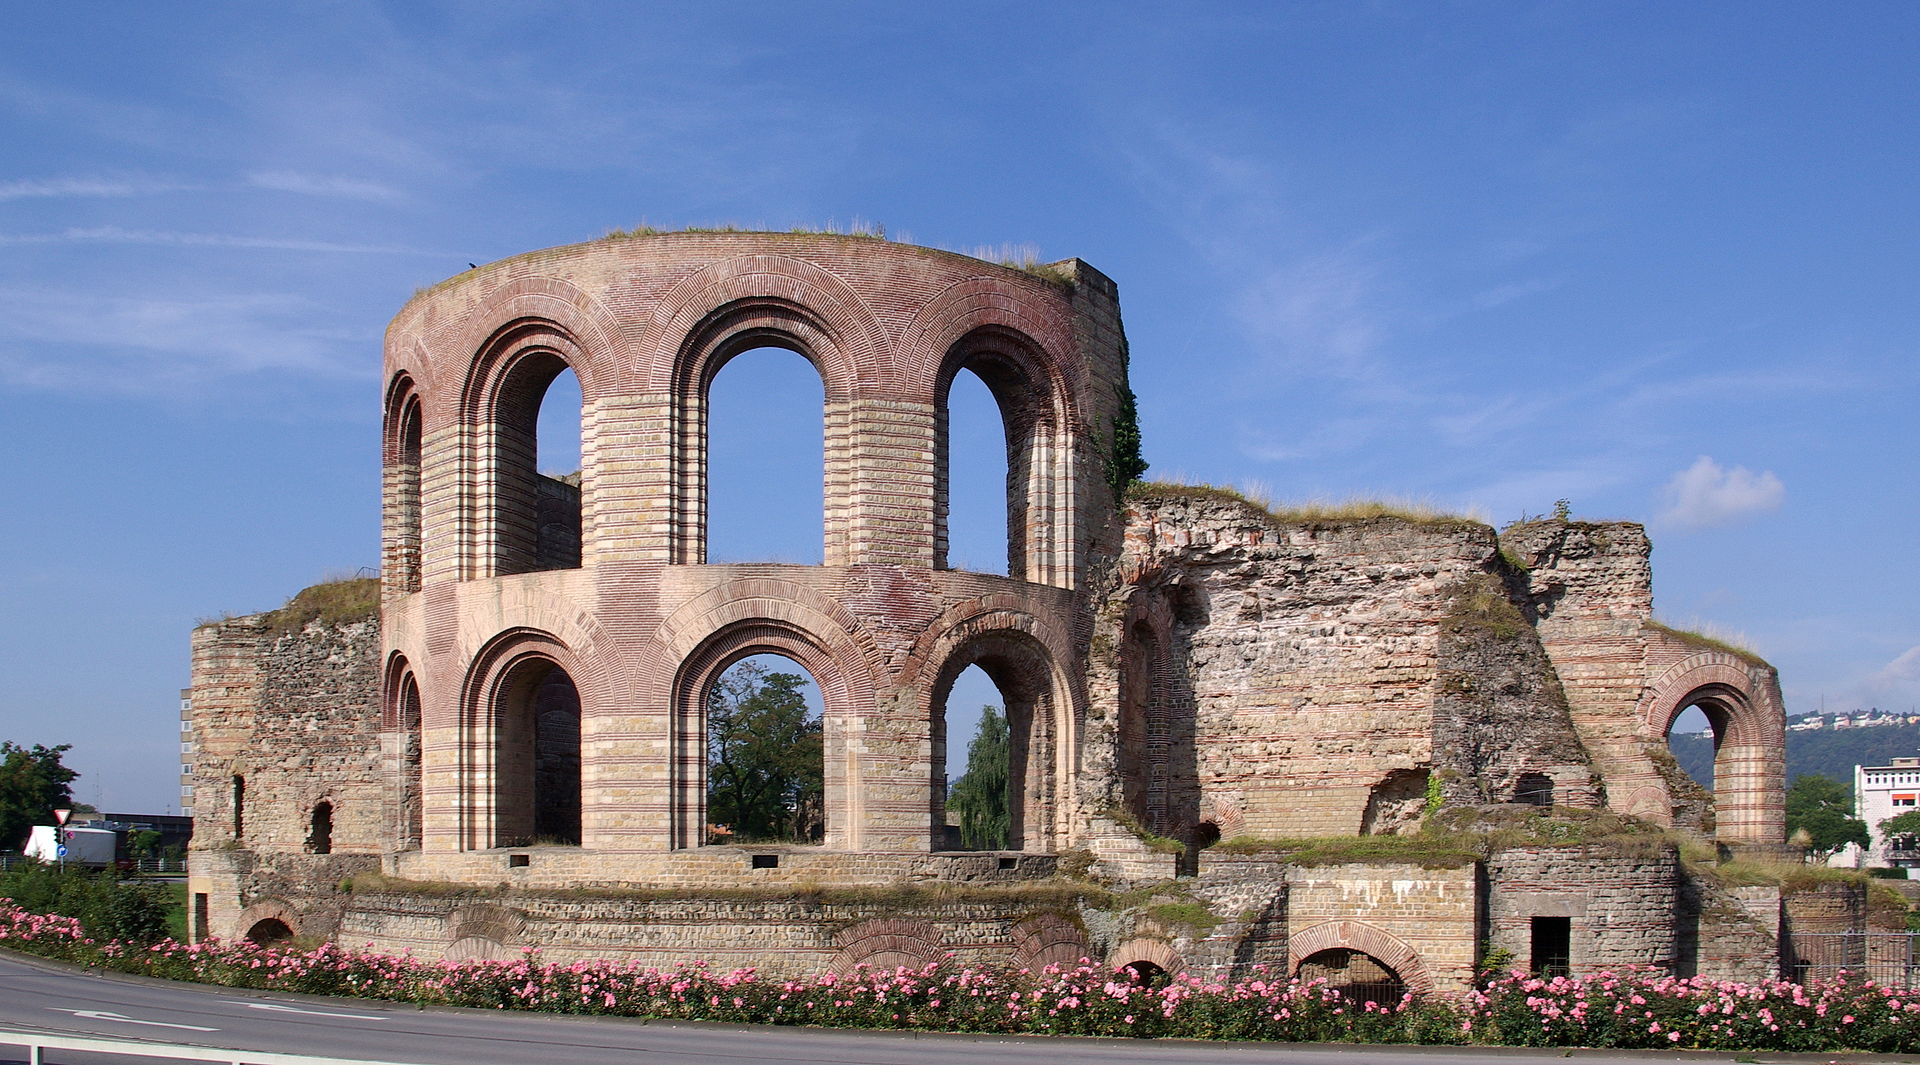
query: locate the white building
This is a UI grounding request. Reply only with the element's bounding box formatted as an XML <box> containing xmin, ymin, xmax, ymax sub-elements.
<box><xmin>1855</xmin><ymin>757</ymin><xmax>1920</xmax><ymax>868</ymax></box>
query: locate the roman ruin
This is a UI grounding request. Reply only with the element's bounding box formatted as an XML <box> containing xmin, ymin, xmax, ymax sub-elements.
<box><xmin>189</xmin><ymin>232</ymin><xmax>1833</xmax><ymax>995</ymax></box>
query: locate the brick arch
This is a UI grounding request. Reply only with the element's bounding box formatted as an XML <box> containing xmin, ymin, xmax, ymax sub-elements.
<box><xmin>383</xmin><ymin>372</ymin><xmax>426</xmax><ymax>595</ymax></box>
<box><xmin>830</xmin><ymin>917</ymin><xmax>945</xmax><ymax>975</ymax></box>
<box><xmin>236</xmin><ymin>898</ymin><xmax>301</xmax><ymax>944</ymax></box>
<box><xmin>383</xmin><ymin>652</ymin><xmax>424</xmax><ymax>850</ymax></box>
<box><xmin>448</xmin><ymin>276</ymin><xmax>634</xmax><ymax>397</ymax></box>
<box><xmin>1637</xmin><ymin>652</ymin><xmax>1786</xmax><ymax>844</ymax></box>
<box><xmin>897</xmin><ymin>275</ymin><xmax>1078</xmax><ymax>393</ymax></box>
<box><xmin>1108</xmin><ymin>936</ymin><xmax>1182</xmax><ymax>977</ymax></box>
<box><xmin>1010</xmin><ymin>913</ymin><xmax>1091</xmax><ymax>972</ymax></box>
<box><xmin>1286</xmin><ymin>921</ymin><xmax>1430</xmax><ymax>994</ymax></box>
<box><xmin>933</xmin><ymin>324</ymin><xmax>1080</xmax><ymax>586</ymax></box>
<box><xmin>447</xmin><ymin>902</ymin><xmax>526</xmax><ymax>946</ymax></box>
<box><xmin>456</xmin><ymin>319</ymin><xmax>595</xmax><ymax>579</ymax></box>
<box><xmin>666</xmin><ymin>601</ymin><xmax>881</xmax><ymax>851</ymax></box>
<box><xmin>641</xmin><ymin>253</ymin><xmax>891</xmax><ymax>395</ymax></box>
<box><xmin>457</xmin><ymin>629</ymin><xmax>592</xmax><ymax>850</ymax></box>
<box><xmin>911</xmin><ymin>603</ymin><xmax>1080</xmax><ymax>853</ymax></box>
<box><xmin>663</xmin><ymin>301</ymin><xmax>852</xmax><ymax>567</ymax></box>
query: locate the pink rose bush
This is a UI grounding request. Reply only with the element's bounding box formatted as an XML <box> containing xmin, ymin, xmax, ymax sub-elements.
<box><xmin>3</xmin><ymin>899</ymin><xmax>1916</xmax><ymax>1050</ymax></box>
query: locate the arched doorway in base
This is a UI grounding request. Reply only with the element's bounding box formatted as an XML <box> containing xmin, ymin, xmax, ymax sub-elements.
<box><xmin>1296</xmin><ymin>948</ymin><xmax>1408</xmax><ymax>1005</ymax></box>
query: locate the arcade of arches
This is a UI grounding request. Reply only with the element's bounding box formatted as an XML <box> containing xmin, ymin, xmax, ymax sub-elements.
<box><xmin>186</xmin><ymin>233</ymin><xmax>1794</xmax><ymax>994</ymax></box>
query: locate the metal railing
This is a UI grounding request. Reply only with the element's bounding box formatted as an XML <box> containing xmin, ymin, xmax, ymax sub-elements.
<box><xmin>1790</xmin><ymin>931</ymin><xmax>1920</xmax><ymax>986</ymax></box>
<box><xmin>0</xmin><ymin>855</ymin><xmax>185</xmax><ymax>874</ymax></box>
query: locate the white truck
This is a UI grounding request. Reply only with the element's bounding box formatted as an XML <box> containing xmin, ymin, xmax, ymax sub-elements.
<box><xmin>23</xmin><ymin>825</ymin><xmax>118</xmax><ymax>866</ymax></box>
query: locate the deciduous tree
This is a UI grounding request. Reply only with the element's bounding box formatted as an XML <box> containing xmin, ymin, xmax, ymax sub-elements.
<box><xmin>0</xmin><ymin>743</ymin><xmax>78</xmax><ymax>851</ymax></box>
<box><xmin>1785</xmin><ymin>773</ymin><xmax>1869</xmax><ymax>857</ymax></box>
<box><xmin>949</xmin><ymin>706</ymin><xmax>1009</xmax><ymax>850</ymax></box>
<box><xmin>707</xmin><ymin>663</ymin><xmax>822</xmax><ymax>843</ymax></box>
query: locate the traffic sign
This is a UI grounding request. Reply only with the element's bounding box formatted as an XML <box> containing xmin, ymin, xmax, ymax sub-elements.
<box><xmin>56</xmin><ymin>844</ymin><xmax>68</xmax><ymax>858</ymax></box>
<box><xmin>54</xmin><ymin>808</ymin><xmax>71</xmax><ymax>825</ymax></box>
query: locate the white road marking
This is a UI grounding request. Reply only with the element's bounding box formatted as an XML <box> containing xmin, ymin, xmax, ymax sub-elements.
<box><xmin>241</xmin><ymin>1001</ymin><xmax>391</xmax><ymax>1021</ymax></box>
<box><xmin>48</xmin><ymin>1007</ymin><xmax>220</xmax><ymax>1031</ymax></box>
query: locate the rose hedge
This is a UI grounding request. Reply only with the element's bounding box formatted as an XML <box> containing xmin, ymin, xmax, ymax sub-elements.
<box><xmin>5</xmin><ymin>900</ymin><xmax>1919</xmax><ymax>1050</ymax></box>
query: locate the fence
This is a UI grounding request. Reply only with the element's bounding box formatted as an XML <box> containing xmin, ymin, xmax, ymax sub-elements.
<box><xmin>0</xmin><ymin>855</ymin><xmax>185</xmax><ymax>875</ymax></box>
<box><xmin>1790</xmin><ymin>931</ymin><xmax>1920</xmax><ymax>987</ymax></box>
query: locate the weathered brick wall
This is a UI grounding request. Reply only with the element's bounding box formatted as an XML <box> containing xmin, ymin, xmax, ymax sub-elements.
<box><xmin>1281</xmin><ymin>863</ymin><xmax>1479</xmax><ymax>993</ymax></box>
<box><xmin>1085</xmin><ymin>492</ymin><xmax>1593</xmax><ymax>841</ymax></box>
<box><xmin>1485</xmin><ymin>845</ymin><xmax>1678</xmax><ymax>973</ymax></box>
<box><xmin>187</xmin><ymin>608</ymin><xmax>382</xmax><ymax>941</ymax></box>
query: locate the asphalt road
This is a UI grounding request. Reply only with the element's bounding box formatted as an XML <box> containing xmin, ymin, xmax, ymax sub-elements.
<box><xmin>0</xmin><ymin>952</ymin><xmax>1903</xmax><ymax>1065</ymax></box>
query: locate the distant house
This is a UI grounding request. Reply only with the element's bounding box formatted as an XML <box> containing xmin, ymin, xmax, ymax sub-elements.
<box><xmin>1855</xmin><ymin>757</ymin><xmax>1920</xmax><ymax>868</ymax></box>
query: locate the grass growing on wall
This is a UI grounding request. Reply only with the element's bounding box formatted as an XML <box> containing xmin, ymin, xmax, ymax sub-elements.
<box><xmin>262</xmin><ymin>577</ymin><xmax>380</xmax><ymax>635</ymax></box>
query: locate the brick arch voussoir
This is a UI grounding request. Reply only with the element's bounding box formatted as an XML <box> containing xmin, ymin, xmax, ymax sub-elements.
<box><xmin>643</xmin><ymin>255</ymin><xmax>891</xmax><ymax>396</ymax></box>
<box><xmin>902</xmin><ymin>596</ymin><xmax>1076</xmax><ymax>698</ymax></box>
<box><xmin>1108</xmin><ymin>937</ymin><xmax>1182</xmax><ymax>976</ymax></box>
<box><xmin>458</xmin><ymin>627</ymin><xmax>603</xmax><ymax>736</ymax></box>
<box><xmin>236</xmin><ymin>899</ymin><xmax>301</xmax><ymax>941</ymax></box>
<box><xmin>384</xmin><ymin>334</ymin><xmax>449</xmax><ymax>421</ymax></box>
<box><xmin>381</xmin><ymin>651</ymin><xmax>416</xmax><ymax>730</ymax></box>
<box><xmin>451</xmin><ymin>278</ymin><xmax>633</xmax><ymax>399</ymax></box>
<box><xmin>453</xmin><ymin>586</ymin><xmax>617</xmax><ymax>695</ymax></box>
<box><xmin>1287</xmin><ymin>920</ymin><xmax>1430</xmax><ymax>994</ymax></box>
<box><xmin>1010</xmin><ymin>913</ymin><xmax>1091</xmax><ymax>972</ymax></box>
<box><xmin>1638</xmin><ymin>655</ymin><xmax>1762</xmax><ymax>742</ymax></box>
<box><xmin>654</xmin><ymin>579</ymin><xmax>883</xmax><ymax>704</ymax></box>
<box><xmin>448</xmin><ymin>902</ymin><xmax>526</xmax><ymax>946</ymax></box>
<box><xmin>900</xmin><ymin>277</ymin><xmax>1078</xmax><ymax>396</ymax></box>
<box><xmin>830</xmin><ymin>918</ymin><xmax>946</xmax><ymax>975</ymax></box>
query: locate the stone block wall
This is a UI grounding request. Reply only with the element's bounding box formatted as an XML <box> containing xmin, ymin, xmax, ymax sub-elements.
<box><xmin>186</xmin><ymin>608</ymin><xmax>383</xmax><ymax>942</ymax></box>
<box><xmin>1484</xmin><ymin>845</ymin><xmax>1679</xmax><ymax>974</ymax></box>
<box><xmin>1085</xmin><ymin>492</ymin><xmax>1594</xmax><ymax>842</ymax></box>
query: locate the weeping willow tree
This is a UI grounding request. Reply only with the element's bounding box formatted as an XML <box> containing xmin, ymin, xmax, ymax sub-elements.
<box><xmin>949</xmin><ymin>706</ymin><xmax>1009</xmax><ymax>850</ymax></box>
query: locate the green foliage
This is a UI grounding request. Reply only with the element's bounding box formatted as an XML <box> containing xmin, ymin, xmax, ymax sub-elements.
<box><xmin>1443</xmin><ymin>576</ymin><xmax>1528</xmax><ymax>641</ymax></box>
<box><xmin>1882</xmin><ymin>810</ymin><xmax>1920</xmax><ymax>836</ymax></box>
<box><xmin>0</xmin><ymin>862</ymin><xmax>171</xmax><ymax>943</ymax></box>
<box><xmin>1785</xmin><ymin>774</ymin><xmax>1870</xmax><ymax>857</ymax></box>
<box><xmin>707</xmin><ymin>663</ymin><xmax>823</xmax><ymax>842</ymax></box>
<box><xmin>1551</xmin><ymin>498</ymin><xmax>1572</xmax><ymax>521</ymax></box>
<box><xmin>125</xmin><ymin>829</ymin><xmax>162</xmax><ymax>859</ymax></box>
<box><xmin>1424</xmin><ymin>772</ymin><xmax>1444</xmax><ymax>817</ymax></box>
<box><xmin>0</xmin><ymin>742</ymin><xmax>77</xmax><ymax>851</ymax></box>
<box><xmin>1125</xmin><ymin>481</ymin><xmax>1479</xmax><ymax>529</ymax></box>
<box><xmin>1215</xmin><ymin>833</ymin><xmax>1481</xmax><ymax>869</ymax></box>
<box><xmin>948</xmin><ymin>706</ymin><xmax>1010</xmax><ymax>850</ymax></box>
<box><xmin>262</xmin><ymin>577</ymin><xmax>380</xmax><ymax>635</ymax></box>
<box><xmin>1103</xmin><ymin>380</ymin><xmax>1149</xmax><ymax>502</ymax></box>
<box><xmin>1642</xmin><ymin>620</ymin><xmax>1766</xmax><ymax>667</ymax></box>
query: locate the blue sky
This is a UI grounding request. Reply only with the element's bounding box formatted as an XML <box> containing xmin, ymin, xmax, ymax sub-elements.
<box><xmin>2</xmin><ymin>3</ymin><xmax>1914</xmax><ymax>812</ymax></box>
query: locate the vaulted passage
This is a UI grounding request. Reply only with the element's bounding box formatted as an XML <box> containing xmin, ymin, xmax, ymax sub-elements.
<box><xmin>486</xmin><ymin>350</ymin><xmax>582</xmax><ymax>576</ymax></box>
<box><xmin>932</xmin><ymin>632</ymin><xmax>1061</xmax><ymax>852</ymax></box>
<box><xmin>493</xmin><ymin>660</ymin><xmax>582</xmax><ymax>846</ymax></box>
<box><xmin>939</xmin><ymin>368</ymin><xmax>1011</xmax><ymax>575</ymax></box>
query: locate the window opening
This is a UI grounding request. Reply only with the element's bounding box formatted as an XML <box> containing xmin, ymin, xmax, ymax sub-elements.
<box><xmin>307</xmin><ymin>801</ymin><xmax>334</xmax><ymax>854</ymax></box>
<box><xmin>1531</xmin><ymin>916</ymin><xmax>1572</xmax><ymax>976</ymax></box>
<box><xmin>231</xmin><ymin>775</ymin><xmax>245</xmax><ymax>839</ymax></box>
<box><xmin>706</xmin><ymin>347</ymin><xmax>824</xmax><ymax>564</ymax></box>
<box><xmin>533</xmin><ymin>366</ymin><xmax>582</xmax><ymax>570</ymax></box>
<box><xmin>706</xmin><ymin>655</ymin><xmax>823</xmax><ymax>844</ymax></box>
<box><xmin>941</xmin><ymin>665</ymin><xmax>1007</xmax><ymax>850</ymax></box>
<box><xmin>245</xmin><ymin>918</ymin><xmax>293</xmax><ymax>945</ymax></box>
<box><xmin>1296</xmin><ymin>948</ymin><xmax>1407</xmax><ymax>1006</ymax></box>
<box><xmin>940</xmin><ymin>368</ymin><xmax>1010</xmax><ymax>575</ymax></box>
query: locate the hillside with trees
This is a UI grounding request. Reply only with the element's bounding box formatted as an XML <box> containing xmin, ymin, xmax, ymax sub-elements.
<box><xmin>1670</xmin><ymin>722</ymin><xmax>1920</xmax><ymax>791</ymax></box>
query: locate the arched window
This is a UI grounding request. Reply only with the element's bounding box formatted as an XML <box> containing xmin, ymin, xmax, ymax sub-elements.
<box><xmin>398</xmin><ymin>671</ymin><xmax>422</xmax><ymax>850</ymax></box>
<box><xmin>483</xmin><ymin>348</ymin><xmax>583</xmax><ymax>576</ymax></box>
<box><xmin>706</xmin><ymin>347</ymin><xmax>825</xmax><ymax>564</ymax></box>
<box><xmin>385</xmin><ymin>375</ymin><xmax>424</xmax><ymax>593</ymax></box>
<box><xmin>705</xmin><ymin>655</ymin><xmax>824</xmax><ymax>844</ymax></box>
<box><xmin>246</xmin><ymin>918</ymin><xmax>293</xmax><ymax>945</ymax></box>
<box><xmin>939</xmin><ymin>369</ymin><xmax>1010</xmax><ymax>575</ymax></box>
<box><xmin>936</xmin><ymin>330</ymin><xmax>1062</xmax><ymax>585</ymax></box>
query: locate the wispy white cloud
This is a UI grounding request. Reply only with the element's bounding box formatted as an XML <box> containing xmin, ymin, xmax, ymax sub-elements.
<box><xmin>1658</xmin><ymin>456</ymin><xmax>1785</xmax><ymax>529</ymax></box>
<box><xmin>0</xmin><ymin>176</ymin><xmax>196</xmax><ymax>201</ymax></box>
<box><xmin>1870</xmin><ymin>646</ymin><xmax>1920</xmax><ymax>691</ymax></box>
<box><xmin>0</xmin><ymin>226</ymin><xmax>428</xmax><ymax>254</ymax></box>
<box><xmin>245</xmin><ymin>170</ymin><xmax>403</xmax><ymax>203</ymax></box>
<box><xmin>0</xmin><ymin>286</ymin><xmax>374</xmax><ymax>394</ymax></box>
